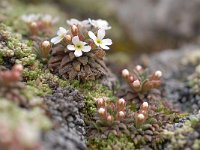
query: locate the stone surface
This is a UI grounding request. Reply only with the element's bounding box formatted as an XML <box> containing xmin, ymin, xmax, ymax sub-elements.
<box><xmin>43</xmin><ymin>87</ymin><xmax>86</xmax><ymax>150</ymax></box>
<box><xmin>110</xmin><ymin>0</ymin><xmax>200</xmax><ymax>44</ymax></box>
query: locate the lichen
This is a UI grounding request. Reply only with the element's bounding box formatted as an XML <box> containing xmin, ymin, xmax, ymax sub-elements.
<box><xmin>163</xmin><ymin>111</ymin><xmax>200</xmax><ymax>150</ymax></box>
<box><xmin>0</xmin><ymin>99</ymin><xmax>52</xmax><ymax>149</ymax></box>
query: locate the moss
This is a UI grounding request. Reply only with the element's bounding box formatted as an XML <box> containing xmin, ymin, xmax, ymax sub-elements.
<box><xmin>0</xmin><ymin>98</ymin><xmax>52</xmax><ymax>131</ymax></box>
<box><xmin>89</xmin><ymin>133</ymin><xmax>135</xmax><ymax>150</ymax></box>
<box><xmin>181</xmin><ymin>49</ymin><xmax>200</xmax><ymax>65</ymax></box>
<box><xmin>163</xmin><ymin>111</ymin><xmax>200</xmax><ymax>150</ymax></box>
<box><xmin>0</xmin><ymin>1</ymin><xmax>196</xmax><ymax>149</ymax></box>
<box><xmin>77</xmin><ymin>81</ymin><xmax>116</xmax><ymax>114</ymax></box>
<box><xmin>0</xmin><ymin>23</ymin><xmax>38</xmax><ymax>67</ymax></box>
<box><xmin>23</xmin><ymin>67</ymin><xmax>43</xmax><ymax>81</ymax></box>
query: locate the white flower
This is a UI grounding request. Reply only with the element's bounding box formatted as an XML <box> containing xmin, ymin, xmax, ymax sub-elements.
<box><xmin>89</xmin><ymin>19</ymin><xmax>111</xmax><ymax>30</ymax></box>
<box><xmin>42</xmin><ymin>14</ymin><xmax>59</xmax><ymax>24</ymax></box>
<box><xmin>67</xmin><ymin>36</ymin><xmax>91</xmax><ymax>57</ymax></box>
<box><xmin>88</xmin><ymin>29</ymin><xmax>112</xmax><ymax>50</ymax></box>
<box><xmin>21</xmin><ymin>14</ymin><xmax>40</xmax><ymax>23</ymax></box>
<box><xmin>66</xmin><ymin>18</ymin><xmax>90</xmax><ymax>27</ymax></box>
<box><xmin>51</xmin><ymin>27</ymin><xmax>68</xmax><ymax>44</ymax></box>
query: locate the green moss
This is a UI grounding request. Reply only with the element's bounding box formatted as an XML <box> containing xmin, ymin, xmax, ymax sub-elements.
<box><xmin>0</xmin><ymin>98</ymin><xmax>52</xmax><ymax>131</ymax></box>
<box><xmin>89</xmin><ymin>133</ymin><xmax>135</xmax><ymax>150</ymax></box>
<box><xmin>0</xmin><ymin>23</ymin><xmax>37</xmax><ymax>66</ymax></box>
<box><xmin>77</xmin><ymin>81</ymin><xmax>116</xmax><ymax>114</ymax></box>
<box><xmin>23</xmin><ymin>67</ymin><xmax>43</xmax><ymax>80</ymax></box>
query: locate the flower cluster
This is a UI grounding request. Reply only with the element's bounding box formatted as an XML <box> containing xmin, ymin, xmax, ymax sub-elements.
<box><xmin>0</xmin><ymin>64</ymin><xmax>23</xmax><ymax>86</ymax></box>
<box><xmin>122</xmin><ymin>65</ymin><xmax>162</xmax><ymax>93</ymax></box>
<box><xmin>0</xmin><ymin>64</ymin><xmax>28</xmax><ymax>105</ymax></box>
<box><xmin>50</xmin><ymin>18</ymin><xmax>112</xmax><ymax>57</ymax></box>
<box><xmin>96</xmin><ymin>97</ymin><xmax>149</xmax><ymax>127</ymax></box>
<box><xmin>48</xmin><ymin>18</ymin><xmax>113</xmax><ymax>81</ymax></box>
<box><xmin>21</xmin><ymin>14</ymin><xmax>59</xmax><ymax>36</ymax></box>
<box><xmin>96</xmin><ymin>97</ymin><xmax>126</xmax><ymax>125</ymax></box>
<box><xmin>134</xmin><ymin>102</ymin><xmax>149</xmax><ymax>127</ymax></box>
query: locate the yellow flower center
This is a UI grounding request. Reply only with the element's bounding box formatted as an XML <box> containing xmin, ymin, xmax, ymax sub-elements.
<box><xmin>75</xmin><ymin>43</ymin><xmax>83</xmax><ymax>50</ymax></box>
<box><xmin>96</xmin><ymin>39</ymin><xmax>102</xmax><ymax>44</ymax></box>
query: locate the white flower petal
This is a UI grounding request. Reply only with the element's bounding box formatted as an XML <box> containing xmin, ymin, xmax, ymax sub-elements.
<box><xmin>51</xmin><ymin>36</ymin><xmax>62</xmax><ymax>44</ymax></box>
<box><xmin>89</xmin><ymin>19</ymin><xmax>111</xmax><ymax>30</ymax></box>
<box><xmin>67</xmin><ymin>45</ymin><xmax>75</xmax><ymax>51</ymax></box>
<box><xmin>105</xmin><ymin>26</ymin><xmax>111</xmax><ymax>30</ymax></box>
<box><xmin>97</xmin><ymin>29</ymin><xmax>105</xmax><ymax>39</ymax></box>
<box><xmin>81</xmin><ymin>20</ymin><xmax>90</xmax><ymax>27</ymax></box>
<box><xmin>74</xmin><ymin>50</ymin><xmax>83</xmax><ymax>57</ymax></box>
<box><xmin>88</xmin><ymin>31</ymin><xmax>97</xmax><ymax>41</ymax></box>
<box><xmin>67</xmin><ymin>18</ymin><xmax>80</xmax><ymax>26</ymax></box>
<box><xmin>100</xmin><ymin>44</ymin><xmax>110</xmax><ymax>50</ymax></box>
<box><xmin>57</xmin><ymin>27</ymin><xmax>67</xmax><ymax>36</ymax></box>
<box><xmin>72</xmin><ymin>36</ymin><xmax>80</xmax><ymax>45</ymax></box>
<box><xmin>102</xmin><ymin>39</ymin><xmax>112</xmax><ymax>45</ymax></box>
<box><xmin>82</xmin><ymin>46</ymin><xmax>91</xmax><ymax>52</ymax></box>
<box><xmin>80</xmin><ymin>41</ymin><xmax>87</xmax><ymax>46</ymax></box>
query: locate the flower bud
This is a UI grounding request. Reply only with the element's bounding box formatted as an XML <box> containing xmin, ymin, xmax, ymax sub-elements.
<box><xmin>30</xmin><ymin>22</ymin><xmax>38</xmax><ymax>28</ymax></box>
<box><xmin>129</xmin><ymin>75</ymin><xmax>134</xmax><ymax>82</ymax></box>
<box><xmin>118</xmin><ymin>98</ymin><xmax>125</xmax><ymax>105</ymax></box>
<box><xmin>141</xmin><ymin>102</ymin><xmax>148</xmax><ymax>110</ymax></box>
<box><xmin>29</xmin><ymin>22</ymin><xmax>38</xmax><ymax>35</ymax></box>
<box><xmin>65</xmin><ymin>34</ymin><xmax>72</xmax><ymax>42</ymax></box>
<box><xmin>97</xmin><ymin>98</ymin><xmax>105</xmax><ymax>107</ymax></box>
<box><xmin>155</xmin><ymin>70</ymin><xmax>162</xmax><ymax>78</ymax></box>
<box><xmin>42</xmin><ymin>40</ymin><xmax>51</xmax><ymax>48</ymax></box>
<box><xmin>71</xmin><ymin>25</ymin><xmax>78</xmax><ymax>35</ymax></box>
<box><xmin>133</xmin><ymin>80</ymin><xmax>140</xmax><ymax>88</ymax></box>
<box><xmin>118</xmin><ymin>111</ymin><xmax>125</xmax><ymax>118</ymax></box>
<box><xmin>13</xmin><ymin>64</ymin><xmax>23</xmax><ymax>73</ymax></box>
<box><xmin>41</xmin><ymin>40</ymin><xmax>51</xmax><ymax>58</ymax></box>
<box><xmin>137</xmin><ymin>113</ymin><xmax>145</xmax><ymax>121</ymax></box>
<box><xmin>107</xmin><ymin>115</ymin><xmax>114</xmax><ymax>123</ymax></box>
<box><xmin>136</xmin><ymin>65</ymin><xmax>142</xmax><ymax>71</ymax></box>
<box><xmin>98</xmin><ymin>107</ymin><xmax>105</xmax><ymax>115</ymax></box>
<box><xmin>117</xmin><ymin>98</ymin><xmax>126</xmax><ymax>111</ymax></box>
<box><xmin>12</xmin><ymin>71</ymin><xmax>21</xmax><ymax>81</ymax></box>
<box><xmin>122</xmin><ymin>69</ymin><xmax>129</xmax><ymax>77</ymax></box>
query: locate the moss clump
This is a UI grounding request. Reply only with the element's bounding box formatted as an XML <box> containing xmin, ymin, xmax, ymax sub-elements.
<box><xmin>181</xmin><ymin>49</ymin><xmax>200</xmax><ymax>65</ymax></box>
<box><xmin>0</xmin><ymin>98</ymin><xmax>52</xmax><ymax>149</ymax></box>
<box><xmin>163</xmin><ymin>111</ymin><xmax>200</xmax><ymax>150</ymax></box>
<box><xmin>0</xmin><ymin>23</ymin><xmax>37</xmax><ymax>67</ymax></box>
<box><xmin>26</xmin><ymin>71</ymin><xmax>69</xmax><ymax>96</ymax></box>
<box><xmin>78</xmin><ymin>81</ymin><xmax>117</xmax><ymax>114</ymax></box>
<box><xmin>0</xmin><ymin>98</ymin><xmax>51</xmax><ymax>130</ymax></box>
<box><xmin>89</xmin><ymin>133</ymin><xmax>135</xmax><ymax>150</ymax></box>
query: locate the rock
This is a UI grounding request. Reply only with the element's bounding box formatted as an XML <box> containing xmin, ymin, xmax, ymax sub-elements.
<box><xmin>43</xmin><ymin>87</ymin><xmax>86</xmax><ymax>150</ymax></box>
<box><xmin>110</xmin><ymin>0</ymin><xmax>200</xmax><ymax>45</ymax></box>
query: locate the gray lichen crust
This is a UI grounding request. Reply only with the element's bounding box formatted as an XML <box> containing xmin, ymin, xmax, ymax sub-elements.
<box><xmin>43</xmin><ymin>87</ymin><xmax>86</xmax><ymax>150</ymax></box>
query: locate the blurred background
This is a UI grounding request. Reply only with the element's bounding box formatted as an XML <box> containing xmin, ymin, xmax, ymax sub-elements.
<box><xmin>1</xmin><ymin>0</ymin><xmax>200</xmax><ymax>56</ymax></box>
